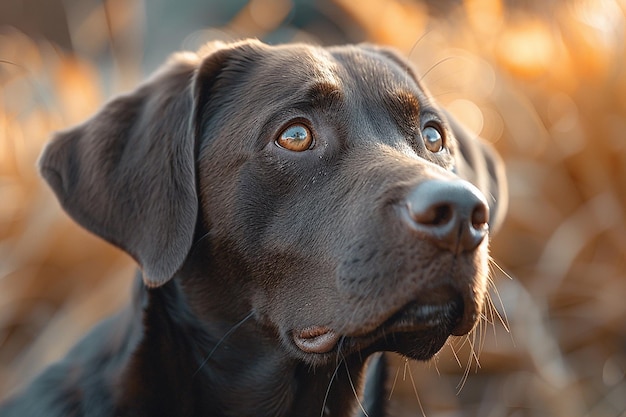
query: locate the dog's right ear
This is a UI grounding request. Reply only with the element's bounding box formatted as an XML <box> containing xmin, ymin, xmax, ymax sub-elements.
<box><xmin>39</xmin><ymin>39</ymin><xmax>265</xmax><ymax>287</ymax></box>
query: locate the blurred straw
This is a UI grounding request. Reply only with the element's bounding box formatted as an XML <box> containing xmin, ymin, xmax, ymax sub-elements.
<box><xmin>1</xmin><ymin>0</ymin><xmax>625</xmax><ymax>415</ymax></box>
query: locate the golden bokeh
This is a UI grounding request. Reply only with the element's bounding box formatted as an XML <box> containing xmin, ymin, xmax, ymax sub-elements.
<box><xmin>1</xmin><ymin>0</ymin><xmax>624</xmax><ymax>415</ymax></box>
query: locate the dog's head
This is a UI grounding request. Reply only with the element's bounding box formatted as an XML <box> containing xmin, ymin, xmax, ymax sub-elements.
<box><xmin>40</xmin><ymin>40</ymin><xmax>507</xmax><ymax>365</ymax></box>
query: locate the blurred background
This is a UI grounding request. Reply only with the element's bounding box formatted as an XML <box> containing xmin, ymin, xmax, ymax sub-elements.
<box><xmin>0</xmin><ymin>0</ymin><xmax>625</xmax><ymax>415</ymax></box>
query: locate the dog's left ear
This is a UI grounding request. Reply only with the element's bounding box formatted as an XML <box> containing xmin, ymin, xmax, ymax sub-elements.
<box><xmin>445</xmin><ymin>112</ymin><xmax>508</xmax><ymax>233</ymax></box>
<box><xmin>39</xmin><ymin>56</ymin><xmax>200</xmax><ymax>287</ymax></box>
<box><xmin>39</xmin><ymin>41</ymin><xmax>247</xmax><ymax>287</ymax></box>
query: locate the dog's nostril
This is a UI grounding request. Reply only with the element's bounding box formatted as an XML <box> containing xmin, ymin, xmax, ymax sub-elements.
<box><xmin>471</xmin><ymin>204</ymin><xmax>489</xmax><ymax>229</ymax></box>
<box><xmin>403</xmin><ymin>179</ymin><xmax>490</xmax><ymax>253</ymax></box>
<box><xmin>413</xmin><ymin>203</ymin><xmax>453</xmax><ymax>227</ymax></box>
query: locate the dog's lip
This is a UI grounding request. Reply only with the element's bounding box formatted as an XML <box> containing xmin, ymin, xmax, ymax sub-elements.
<box><xmin>292</xmin><ymin>299</ymin><xmax>463</xmax><ymax>355</ymax></box>
<box><xmin>292</xmin><ymin>326</ymin><xmax>340</xmax><ymax>353</ymax></box>
<box><xmin>381</xmin><ymin>302</ymin><xmax>461</xmax><ymax>333</ymax></box>
<box><xmin>380</xmin><ymin>301</ymin><xmax>463</xmax><ymax>337</ymax></box>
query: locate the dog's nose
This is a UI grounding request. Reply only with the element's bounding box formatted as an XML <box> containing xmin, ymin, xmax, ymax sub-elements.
<box><xmin>403</xmin><ymin>179</ymin><xmax>490</xmax><ymax>253</ymax></box>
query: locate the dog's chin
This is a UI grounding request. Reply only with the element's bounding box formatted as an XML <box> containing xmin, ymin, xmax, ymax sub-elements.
<box><xmin>291</xmin><ymin>299</ymin><xmax>466</xmax><ymax>363</ymax></box>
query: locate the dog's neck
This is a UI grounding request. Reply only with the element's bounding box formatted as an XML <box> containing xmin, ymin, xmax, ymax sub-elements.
<box><xmin>115</xmin><ymin>277</ymin><xmax>367</xmax><ymax>417</ymax></box>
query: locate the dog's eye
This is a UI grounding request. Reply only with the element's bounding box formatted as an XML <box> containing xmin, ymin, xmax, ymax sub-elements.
<box><xmin>276</xmin><ymin>124</ymin><xmax>313</xmax><ymax>152</ymax></box>
<box><xmin>423</xmin><ymin>124</ymin><xmax>444</xmax><ymax>153</ymax></box>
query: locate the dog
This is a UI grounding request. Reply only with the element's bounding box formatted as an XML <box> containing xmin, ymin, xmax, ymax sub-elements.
<box><xmin>0</xmin><ymin>39</ymin><xmax>507</xmax><ymax>417</ymax></box>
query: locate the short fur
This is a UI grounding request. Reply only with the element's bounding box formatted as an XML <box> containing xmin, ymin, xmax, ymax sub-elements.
<box><xmin>0</xmin><ymin>40</ymin><xmax>507</xmax><ymax>417</ymax></box>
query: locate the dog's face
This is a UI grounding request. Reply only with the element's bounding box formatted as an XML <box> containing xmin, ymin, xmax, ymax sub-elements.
<box><xmin>40</xmin><ymin>40</ymin><xmax>506</xmax><ymax>366</ymax></box>
<box><xmin>194</xmin><ymin>42</ymin><xmax>503</xmax><ymax>363</ymax></box>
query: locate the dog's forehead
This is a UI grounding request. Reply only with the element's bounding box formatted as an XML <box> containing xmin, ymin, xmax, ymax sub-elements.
<box><xmin>328</xmin><ymin>46</ymin><xmax>430</xmax><ymax>117</ymax></box>
<box><xmin>266</xmin><ymin>44</ymin><xmax>420</xmax><ymax>97</ymax></box>
<box><xmin>329</xmin><ymin>46</ymin><xmax>413</xmax><ymax>87</ymax></box>
<box><xmin>261</xmin><ymin>44</ymin><xmax>342</xmax><ymax>92</ymax></box>
<box><xmin>298</xmin><ymin>46</ymin><xmax>342</xmax><ymax>86</ymax></box>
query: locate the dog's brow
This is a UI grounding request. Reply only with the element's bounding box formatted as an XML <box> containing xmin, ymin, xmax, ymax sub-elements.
<box><xmin>385</xmin><ymin>89</ymin><xmax>420</xmax><ymax>128</ymax></box>
<box><xmin>389</xmin><ymin>90</ymin><xmax>420</xmax><ymax>114</ymax></box>
<box><xmin>306</xmin><ymin>82</ymin><xmax>343</xmax><ymax>104</ymax></box>
<box><xmin>301</xmin><ymin>81</ymin><xmax>344</xmax><ymax>109</ymax></box>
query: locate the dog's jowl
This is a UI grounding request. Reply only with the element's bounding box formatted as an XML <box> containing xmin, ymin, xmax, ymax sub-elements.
<box><xmin>0</xmin><ymin>40</ymin><xmax>507</xmax><ymax>417</ymax></box>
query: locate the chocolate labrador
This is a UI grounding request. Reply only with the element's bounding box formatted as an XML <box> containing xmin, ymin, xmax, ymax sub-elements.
<box><xmin>0</xmin><ymin>39</ymin><xmax>507</xmax><ymax>417</ymax></box>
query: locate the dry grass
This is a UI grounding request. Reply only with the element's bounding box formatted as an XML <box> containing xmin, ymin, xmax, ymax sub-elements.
<box><xmin>1</xmin><ymin>1</ymin><xmax>625</xmax><ymax>415</ymax></box>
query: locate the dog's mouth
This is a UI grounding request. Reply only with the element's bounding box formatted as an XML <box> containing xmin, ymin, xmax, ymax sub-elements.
<box><xmin>292</xmin><ymin>296</ymin><xmax>469</xmax><ymax>360</ymax></box>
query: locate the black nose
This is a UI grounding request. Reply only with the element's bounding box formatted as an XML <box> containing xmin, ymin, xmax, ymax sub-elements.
<box><xmin>402</xmin><ymin>179</ymin><xmax>490</xmax><ymax>253</ymax></box>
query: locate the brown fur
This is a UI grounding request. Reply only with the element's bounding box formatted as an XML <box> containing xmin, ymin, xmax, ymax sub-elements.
<box><xmin>0</xmin><ymin>39</ymin><xmax>506</xmax><ymax>417</ymax></box>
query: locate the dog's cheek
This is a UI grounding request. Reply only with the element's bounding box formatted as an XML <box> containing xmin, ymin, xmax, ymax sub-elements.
<box><xmin>197</xmin><ymin>150</ymin><xmax>277</xmax><ymax>258</ymax></box>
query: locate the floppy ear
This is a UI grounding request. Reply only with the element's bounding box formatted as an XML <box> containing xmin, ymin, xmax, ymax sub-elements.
<box><xmin>39</xmin><ymin>40</ymin><xmax>255</xmax><ymax>287</ymax></box>
<box><xmin>445</xmin><ymin>112</ymin><xmax>508</xmax><ymax>234</ymax></box>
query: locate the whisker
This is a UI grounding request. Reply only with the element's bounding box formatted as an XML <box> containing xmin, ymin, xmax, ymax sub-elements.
<box><xmin>407</xmin><ymin>29</ymin><xmax>434</xmax><ymax>64</ymax></box>
<box><xmin>456</xmin><ymin>359</ymin><xmax>471</xmax><ymax>394</ymax></box>
<box><xmin>320</xmin><ymin>357</ymin><xmax>344</xmax><ymax>417</ymax></box>
<box><xmin>405</xmin><ymin>360</ymin><xmax>427</xmax><ymax>417</ymax></box>
<box><xmin>481</xmin><ymin>299</ymin><xmax>495</xmax><ymax>326</ymax></box>
<box><xmin>455</xmin><ymin>336</ymin><xmax>473</xmax><ymax>394</ymax></box>
<box><xmin>448</xmin><ymin>339</ymin><xmax>463</xmax><ymax>369</ymax></box>
<box><xmin>491</xmin><ymin>257</ymin><xmax>514</xmax><ymax>280</ymax></box>
<box><xmin>454</xmin><ymin>332</ymin><xmax>471</xmax><ymax>352</ymax></box>
<box><xmin>429</xmin><ymin>90</ymin><xmax>461</xmax><ymax>99</ymax></box>
<box><xmin>488</xmin><ymin>290</ymin><xmax>510</xmax><ymax>333</ymax></box>
<box><xmin>404</xmin><ymin>29</ymin><xmax>434</xmax><ymax>91</ymax></box>
<box><xmin>388</xmin><ymin>363</ymin><xmax>401</xmax><ymax>400</ymax></box>
<box><xmin>477</xmin><ymin>303</ymin><xmax>489</xmax><ymax>354</ymax></box>
<box><xmin>474</xmin><ymin>316</ymin><xmax>485</xmax><ymax>360</ymax></box>
<box><xmin>403</xmin><ymin>357</ymin><xmax>409</xmax><ymax>380</ymax></box>
<box><xmin>471</xmin><ymin>329</ymin><xmax>481</xmax><ymax>367</ymax></box>
<box><xmin>193</xmin><ymin>311</ymin><xmax>254</xmax><ymax>377</ymax></box>
<box><xmin>341</xmin><ymin>352</ymin><xmax>369</xmax><ymax>417</ymax></box>
<box><xmin>335</xmin><ymin>337</ymin><xmax>346</xmax><ymax>368</ymax></box>
<box><xmin>452</xmin><ymin>257</ymin><xmax>512</xmax><ymax>395</ymax></box>
<box><xmin>484</xmin><ymin>291</ymin><xmax>502</xmax><ymax>343</ymax></box>
<box><xmin>431</xmin><ymin>352</ymin><xmax>441</xmax><ymax>377</ymax></box>
<box><xmin>418</xmin><ymin>56</ymin><xmax>463</xmax><ymax>84</ymax></box>
<box><xmin>190</xmin><ymin>231</ymin><xmax>212</xmax><ymax>255</ymax></box>
<box><xmin>457</xmin><ymin>328</ymin><xmax>484</xmax><ymax>395</ymax></box>
<box><xmin>488</xmin><ymin>259</ymin><xmax>512</xmax><ymax>333</ymax></box>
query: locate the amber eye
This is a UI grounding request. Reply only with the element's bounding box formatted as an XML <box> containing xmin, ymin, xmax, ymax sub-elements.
<box><xmin>276</xmin><ymin>124</ymin><xmax>313</xmax><ymax>152</ymax></box>
<box><xmin>423</xmin><ymin>124</ymin><xmax>444</xmax><ymax>153</ymax></box>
